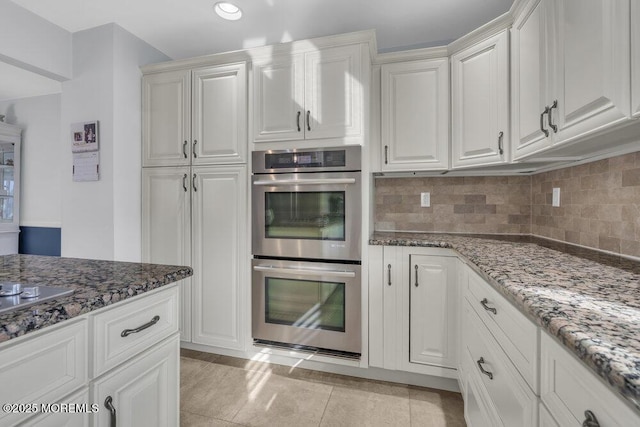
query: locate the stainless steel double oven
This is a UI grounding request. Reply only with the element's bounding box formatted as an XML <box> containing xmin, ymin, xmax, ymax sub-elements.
<box><xmin>251</xmin><ymin>146</ymin><xmax>362</xmax><ymax>355</ymax></box>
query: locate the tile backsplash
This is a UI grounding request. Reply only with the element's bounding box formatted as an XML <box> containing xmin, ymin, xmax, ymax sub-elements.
<box><xmin>532</xmin><ymin>152</ymin><xmax>640</xmax><ymax>259</ymax></box>
<box><xmin>374</xmin><ymin>176</ymin><xmax>532</xmax><ymax>234</ymax></box>
<box><xmin>374</xmin><ymin>151</ymin><xmax>640</xmax><ymax>259</ymax></box>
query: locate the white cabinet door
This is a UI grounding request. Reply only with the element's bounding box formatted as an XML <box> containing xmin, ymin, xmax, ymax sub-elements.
<box><xmin>368</xmin><ymin>245</ymin><xmax>403</xmax><ymax>370</ymax></box>
<box><xmin>92</xmin><ymin>336</ymin><xmax>179</xmax><ymax>427</ymax></box>
<box><xmin>191</xmin><ymin>166</ymin><xmax>247</xmax><ymax>351</ymax></box>
<box><xmin>142</xmin><ymin>70</ymin><xmax>191</xmax><ymax>167</ymax></box>
<box><xmin>305</xmin><ymin>44</ymin><xmax>363</xmax><ymax>140</ymax></box>
<box><xmin>408</xmin><ymin>254</ymin><xmax>458</xmax><ymax>369</ymax></box>
<box><xmin>381</xmin><ymin>59</ymin><xmax>449</xmax><ymax>171</ymax></box>
<box><xmin>452</xmin><ymin>30</ymin><xmax>510</xmax><ymax>168</ymax></box>
<box><xmin>141</xmin><ymin>167</ymin><xmax>192</xmax><ymax>342</ymax></box>
<box><xmin>252</xmin><ymin>54</ymin><xmax>305</xmax><ymax>142</ymax></box>
<box><xmin>632</xmin><ymin>0</ymin><xmax>640</xmax><ymax>118</ymax></box>
<box><xmin>192</xmin><ymin>63</ymin><xmax>247</xmax><ymax>164</ymax></box>
<box><xmin>511</xmin><ymin>0</ymin><xmax>553</xmax><ymax>160</ymax></box>
<box><xmin>552</xmin><ymin>0</ymin><xmax>631</xmax><ymax>144</ymax></box>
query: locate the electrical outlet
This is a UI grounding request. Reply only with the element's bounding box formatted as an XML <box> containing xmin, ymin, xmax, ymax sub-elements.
<box><xmin>552</xmin><ymin>187</ymin><xmax>561</xmax><ymax>207</ymax></box>
<box><xmin>420</xmin><ymin>192</ymin><xmax>431</xmax><ymax>207</ymax></box>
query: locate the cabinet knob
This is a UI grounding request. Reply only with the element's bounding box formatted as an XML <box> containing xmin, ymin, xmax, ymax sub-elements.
<box><xmin>192</xmin><ymin>174</ymin><xmax>198</xmax><ymax>192</ymax></box>
<box><xmin>384</xmin><ymin>145</ymin><xmax>389</xmax><ymax>165</ymax></box>
<box><xmin>296</xmin><ymin>111</ymin><xmax>301</xmax><ymax>132</ymax></box>
<box><xmin>182</xmin><ymin>140</ymin><xmax>188</xmax><ymax>159</ymax></box>
<box><xmin>182</xmin><ymin>174</ymin><xmax>188</xmax><ymax>192</ymax></box>
<box><xmin>120</xmin><ymin>315</ymin><xmax>160</xmax><ymax>337</ymax></box>
<box><xmin>414</xmin><ymin>265</ymin><xmax>419</xmax><ymax>287</ymax></box>
<box><xmin>387</xmin><ymin>264</ymin><xmax>392</xmax><ymax>286</ymax></box>
<box><xmin>306</xmin><ymin>110</ymin><xmax>311</xmax><ymax>131</ymax></box>
<box><xmin>192</xmin><ymin>140</ymin><xmax>198</xmax><ymax>158</ymax></box>
<box><xmin>498</xmin><ymin>131</ymin><xmax>504</xmax><ymax>155</ymax></box>
<box><xmin>582</xmin><ymin>410</ymin><xmax>600</xmax><ymax>427</ymax></box>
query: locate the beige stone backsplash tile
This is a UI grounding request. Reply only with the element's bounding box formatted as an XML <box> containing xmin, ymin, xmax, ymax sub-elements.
<box><xmin>374</xmin><ymin>151</ymin><xmax>640</xmax><ymax>258</ymax></box>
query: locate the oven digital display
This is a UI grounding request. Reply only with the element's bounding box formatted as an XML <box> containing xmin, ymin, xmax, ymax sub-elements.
<box><xmin>265</xmin><ymin>150</ymin><xmax>346</xmax><ymax>169</ymax></box>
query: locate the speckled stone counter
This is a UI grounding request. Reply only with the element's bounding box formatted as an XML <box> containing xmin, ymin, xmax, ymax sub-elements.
<box><xmin>370</xmin><ymin>232</ymin><xmax>640</xmax><ymax>411</ymax></box>
<box><xmin>0</xmin><ymin>254</ymin><xmax>192</xmax><ymax>343</ymax></box>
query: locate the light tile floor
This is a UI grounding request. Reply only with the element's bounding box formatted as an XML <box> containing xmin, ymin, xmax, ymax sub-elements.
<box><xmin>180</xmin><ymin>349</ymin><xmax>467</xmax><ymax>427</ymax></box>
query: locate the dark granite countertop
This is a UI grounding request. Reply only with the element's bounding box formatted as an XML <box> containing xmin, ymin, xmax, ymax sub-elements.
<box><xmin>370</xmin><ymin>232</ymin><xmax>640</xmax><ymax>412</ymax></box>
<box><xmin>0</xmin><ymin>254</ymin><xmax>192</xmax><ymax>343</ymax></box>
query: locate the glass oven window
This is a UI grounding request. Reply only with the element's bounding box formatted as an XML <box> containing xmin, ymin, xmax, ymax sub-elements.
<box><xmin>265</xmin><ymin>191</ymin><xmax>345</xmax><ymax>240</ymax></box>
<box><xmin>264</xmin><ymin>278</ymin><xmax>345</xmax><ymax>332</ymax></box>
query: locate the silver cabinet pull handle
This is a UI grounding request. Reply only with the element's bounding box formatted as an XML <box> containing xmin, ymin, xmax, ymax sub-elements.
<box><xmin>548</xmin><ymin>100</ymin><xmax>558</xmax><ymax>133</ymax></box>
<box><xmin>476</xmin><ymin>357</ymin><xmax>494</xmax><ymax>380</ymax></box>
<box><xmin>414</xmin><ymin>264</ymin><xmax>419</xmax><ymax>287</ymax></box>
<box><xmin>182</xmin><ymin>174</ymin><xmax>188</xmax><ymax>192</ymax></box>
<box><xmin>104</xmin><ymin>396</ymin><xmax>117</xmax><ymax>427</ymax></box>
<box><xmin>480</xmin><ymin>298</ymin><xmax>497</xmax><ymax>315</ymax></box>
<box><xmin>306</xmin><ymin>110</ymin><xmax>311</xmax><ymax>131</ymax></box>
<box><xmin>384</xmin><ymin>145</ymin><xmax>389</xmax><ymax>165</ymax></box>
<box><xmin>192</xmin><ymin>174</ymin><xmax>197</xmax><ymax>192</ymax></box>
<box><xmin>121</xmin><ymin>315</ymin><xmax>160</xmax><ymax>337</ymax></box>
<box><xmin>540</xmin><ymin>106</ymin><xmax>550</xmax><ymax>137</ymax></box>
<box><xmin>387</xmin><ymin>264</ymin><xmax>392</xmax><ymax>286</ymax></box>
<box><xmin>582</xmin><ymin>410</ymin><xmax>600</xmax><ymax>427</ymax></box>
<box><xmin>498</xmin><ymin>131</ymin><xmax>504</xmax><ymax>155</ymax></box>
<box><xmin>182</xmin><ymin>140</ymin><xmax>188</xmax><ymax>158</ymax></box>
<box><xmin>192</xmin><ymin>140</ymin><xmax>198</xmax><ymax>158</ymax></box>
<box><xmin>296</xmin><ymin>111</ymin><xmax>301</xmax><ymax>132</ymax></box>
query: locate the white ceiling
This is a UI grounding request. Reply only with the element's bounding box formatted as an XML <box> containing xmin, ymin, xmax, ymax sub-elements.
<box><xmin>2</xmin><ymin>0</ymin><xmax>513</xmax><ymax>101</ymax></box>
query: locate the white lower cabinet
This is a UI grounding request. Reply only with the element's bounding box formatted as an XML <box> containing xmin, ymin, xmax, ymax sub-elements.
<box><xmin>142</xmin><ymin>165</ymin><xmax>248</xmax><ymax>352</ymax></box>
<box><xmin>540</xmin><ymin>331</ymin><xmax>640</xmax><ymax>426</ymax></box>
<box><xmin>369</xmin><ymin>245</ymin><xmax>458</xmax><ymax>378</ymax></box>
<box><xmin>92</xmin><ymin>336</ymin><xmax>179</xmax><ymax>427</ymax></box>
<box><xmin>462</xmin><ymin>300</ymin><xmax>538</xmax><ymax>427</ymax></box>
<box><xmin>23</xmin><ymin>388</ymin><xmax>91</xmax><ymax>427</ymax></box>
<box><xmin>0</xmin><ymin>286</ymin><xmax>180</xmax><ymax>426</ymax></box>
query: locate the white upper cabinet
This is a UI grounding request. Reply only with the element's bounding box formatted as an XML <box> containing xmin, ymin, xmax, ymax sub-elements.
<box><xmin>381</xmin><ymin>58</ymin><xmax>450</xmax><ymax>171</ymax></box>
<box><xmin>142</xmin><ymin>70</ymin><xmax>191</xmax><ymax>167</ymax></box>
<box><xmin>192</xmin><ymin>64</ymin><xmax>247</xmax><ymax>165</ymax></box>
<box><xmin>252</xmin><ymin>54</ymin><xmax>304</xmax><ymax>142</ymax></box>
<box><xmin>143</xmin><ymin>63</ymin><xmax>247</xmax><ymax>166</ymax></box>
<box><xmin>552</xmin><ymin>0</ymin><xmax>631</xmax><ymax>145</ymax></box>
<box><xmin>511</xmin><ymin>0</ymin><xmax>554</xmax><ymax>160</ymax></box>
<box><xmin>252</xmin><ymin>44</ymin><xmax>363</xmax><ymax>143</ymax></box>
<box><xmin>451</xmin><ymin>30</ymin><xmax>510</xmax><ymax>168</ymax></box>
<box><xmin>632</xmin><ymin>0</ymin><xmax>640</xmax><ymax>118</ymax></box>
<box><xmin>512</xmin><ymin>0</ymin><xmax>632</xmax><ymax>160</ymax></box>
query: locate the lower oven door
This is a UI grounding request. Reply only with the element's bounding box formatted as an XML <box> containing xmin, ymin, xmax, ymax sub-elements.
<box><xmin>252</xmin><ymin>259</ymin><xmax>361</xmax><ymax>354</ymax></box>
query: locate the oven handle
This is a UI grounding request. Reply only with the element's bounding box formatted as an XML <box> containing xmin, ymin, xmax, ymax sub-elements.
<box><xmin>253</xmin><ymin>178</ymin><xmax>357</xmax><ymax>186</ymax></box>
<box><xmin>253</xmin><ymin>265</ymin><xmax>356</xmax><ymax>278</ymax></box>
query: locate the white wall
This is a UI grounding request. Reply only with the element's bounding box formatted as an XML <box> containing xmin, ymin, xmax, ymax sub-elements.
<box><xmin>0</xmin><ymin>94</ymin><xmax>62</xmax><ymax>228</ymax></box>
<box><xmin>60</xmin><ymin>24</ymin><xmax>169</xmax><ymax>261</ymax></box>
<box><xmin>0</xmin><ymin>0</ymin><xmax>71</xmax><ymax>81</ymax></box>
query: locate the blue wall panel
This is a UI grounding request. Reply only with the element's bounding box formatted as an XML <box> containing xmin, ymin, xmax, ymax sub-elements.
<box><xmin>19</xmin><ymin>226</ymin><xmax>61</xmax><ymax>256</ymax></box>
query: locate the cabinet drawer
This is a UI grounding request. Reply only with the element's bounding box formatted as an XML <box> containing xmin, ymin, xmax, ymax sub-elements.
<box><xmin>0</xmin><ymin>320</ymin><xmax>87</xmax><ymax>426</ymax></box>
<box><xmin>465</xmin><ymin>267</ymin><xmax>539</xmax><ymax>391</ymax></box>
<box><xmin>463</xmin><ymin>301</ymin><xmax>538</xmax><ymax>427</ymax></box>
<box><xmin>540</xmin><ymin>332</ymin><xmax>640</xmax><ymax>426</ymax></box>
<box><xmin>23</xmin><ymin>387</ymin><xmax>91</xmax><ymax>427</ymax></box>
<box><xmin>91</xmin><ymin>285</ymin><xmax>178</xmax><ymax>377</ymax></box>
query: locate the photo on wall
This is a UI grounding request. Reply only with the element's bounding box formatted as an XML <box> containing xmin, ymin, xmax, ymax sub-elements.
<box><xmin>70</xmin><ymin>121</ymin><xmax>99</xmax><ymax>153</ymax></box>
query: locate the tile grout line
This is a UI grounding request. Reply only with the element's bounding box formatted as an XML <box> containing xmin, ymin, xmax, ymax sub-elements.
<box><xmin>317</xmin><ymin>384</ymin><xmax>335</xmax><ymax>427</ymax></box>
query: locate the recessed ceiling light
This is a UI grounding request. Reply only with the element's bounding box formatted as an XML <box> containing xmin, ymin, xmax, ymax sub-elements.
<box><xmin>214</xmin><ymin>2</ymin><xmax>243</xmax><ymax>21</ymax></box>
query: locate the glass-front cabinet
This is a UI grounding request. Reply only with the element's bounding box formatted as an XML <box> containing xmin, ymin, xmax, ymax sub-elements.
<box><xmin>0</xmin><ymin>122</ymin><xmax>21</xmax><ymax>255</ymax></box>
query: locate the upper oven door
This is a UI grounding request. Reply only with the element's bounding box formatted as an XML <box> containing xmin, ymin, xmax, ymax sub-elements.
<box><xmin>252</xmin><ymin>171</ymin><xmax>361</xmax><ymax>261</ymax></box>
